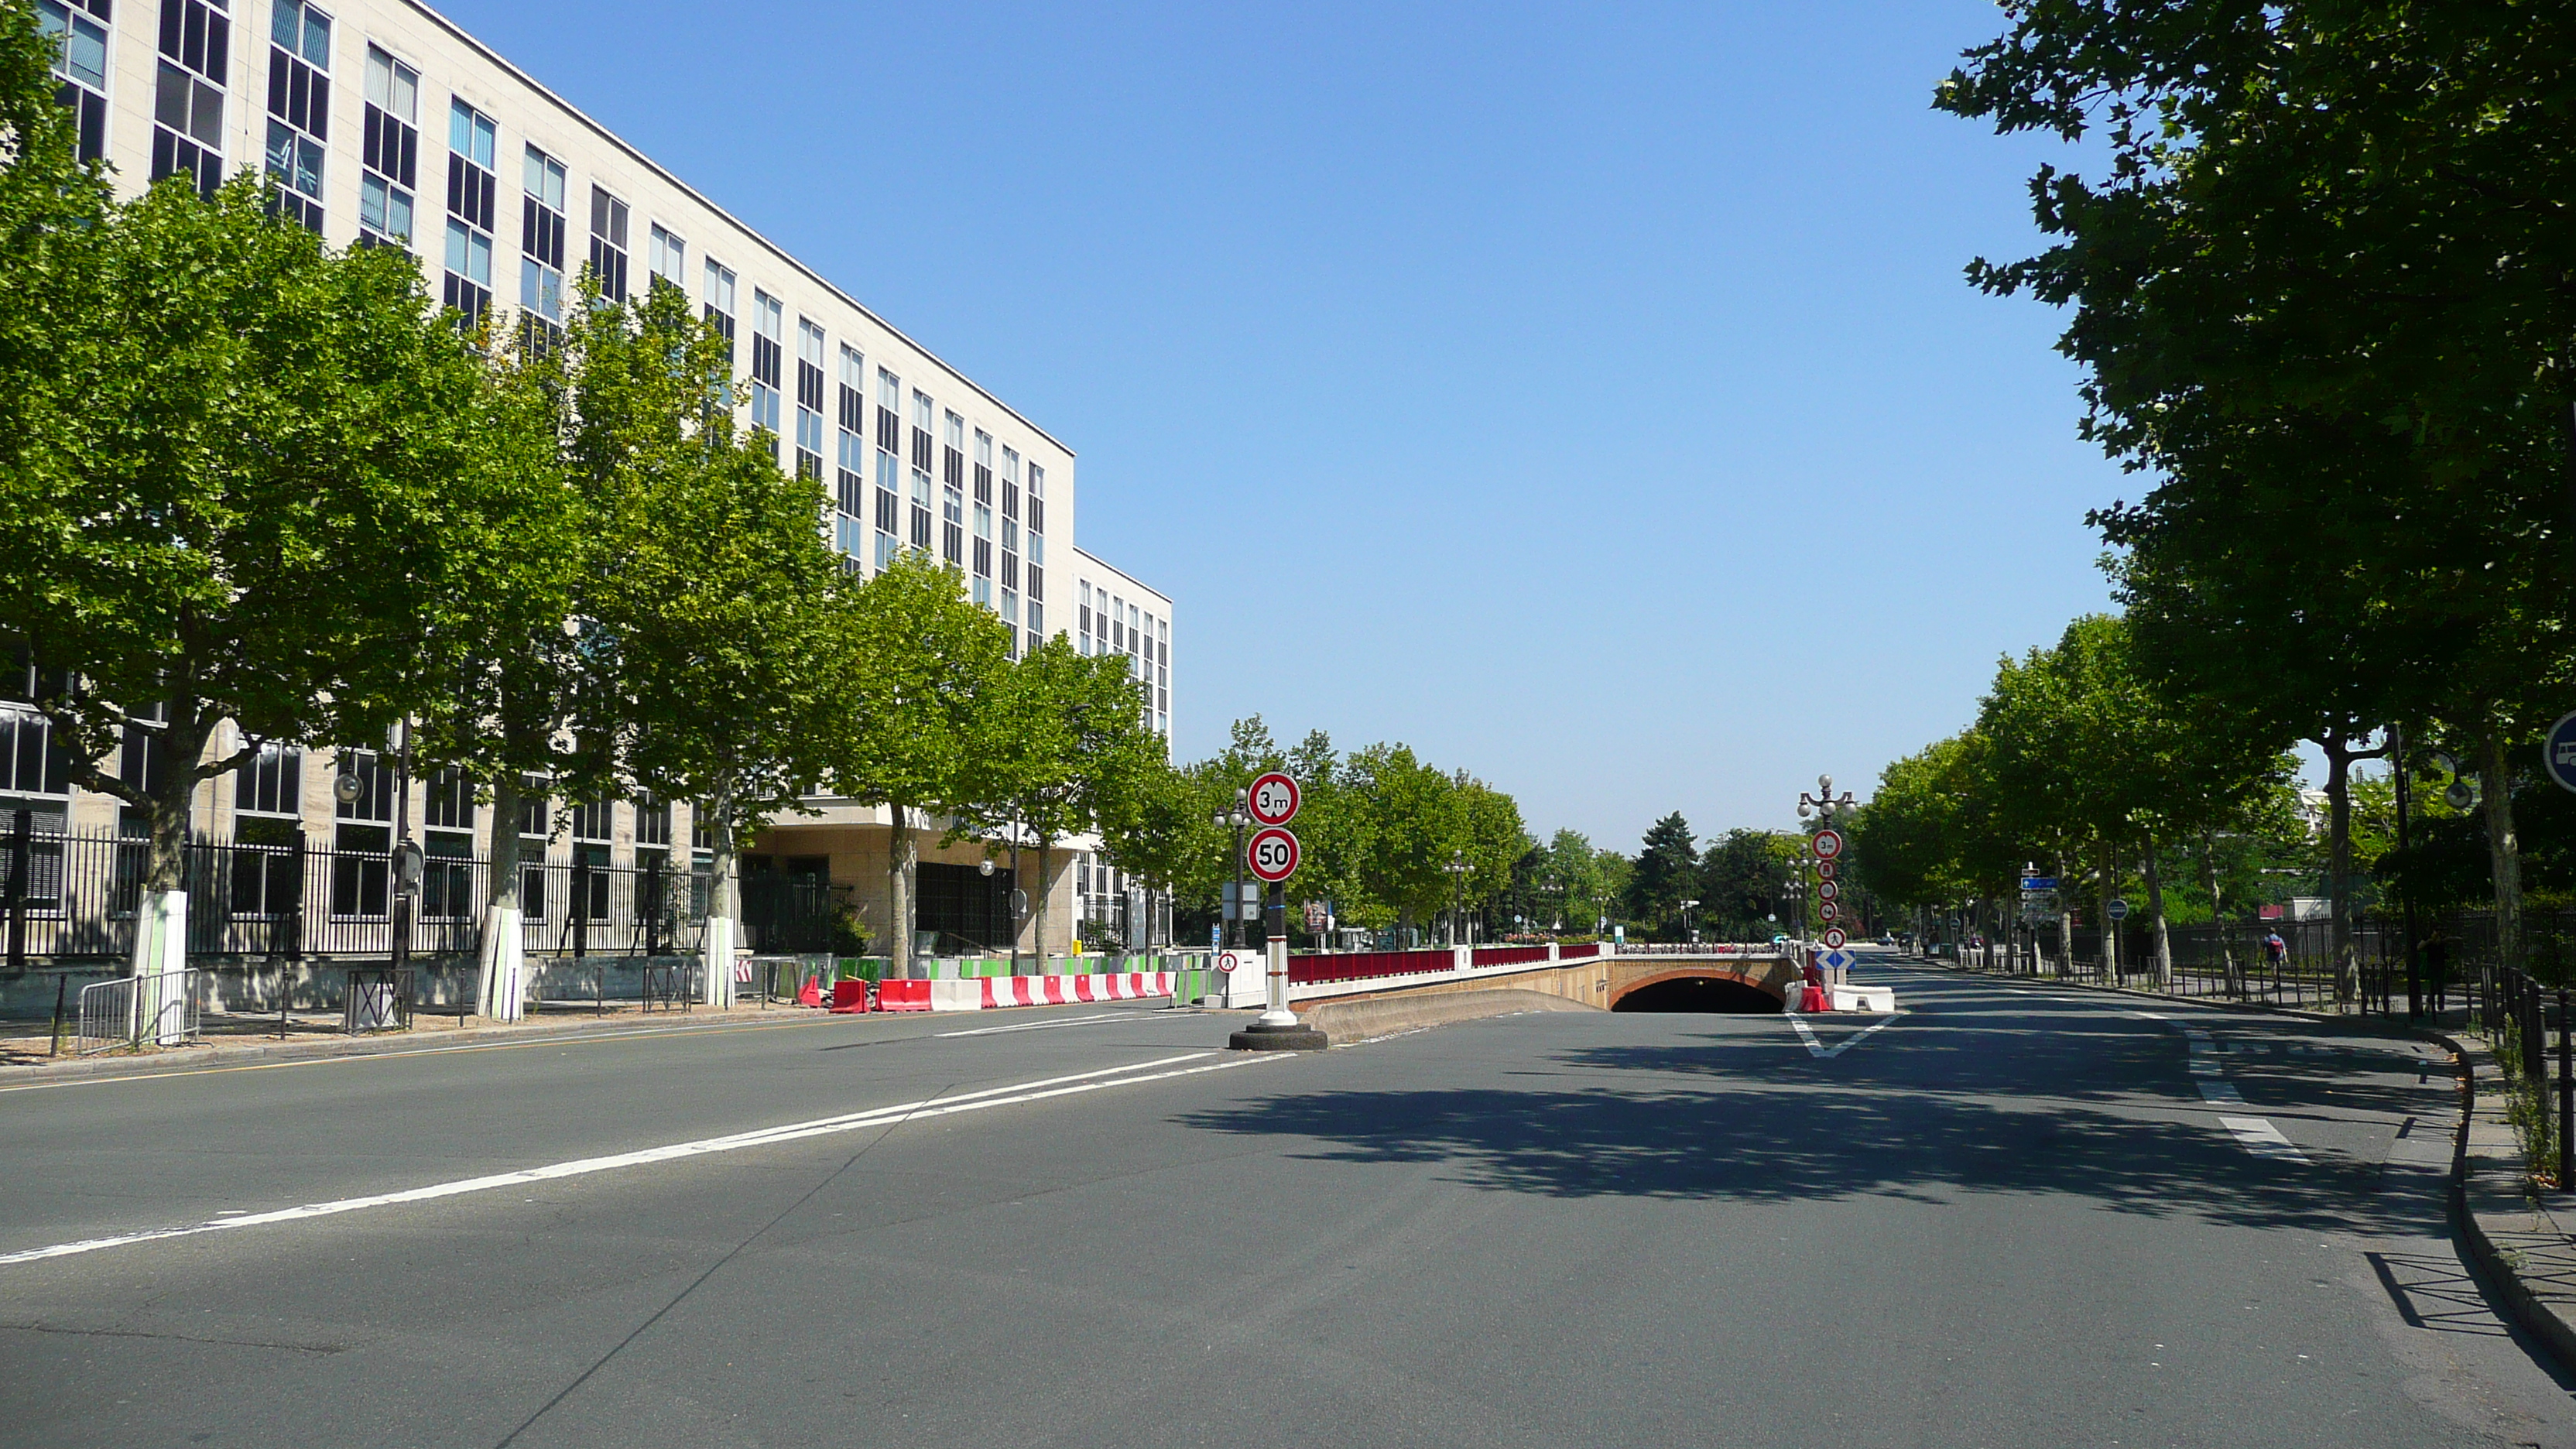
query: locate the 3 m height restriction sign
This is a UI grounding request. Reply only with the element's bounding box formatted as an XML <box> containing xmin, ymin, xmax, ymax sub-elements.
<box><xmin>1249</xmin><ymin>772</ymin><xmax>1300</xmax><ymax>827</ymax></box>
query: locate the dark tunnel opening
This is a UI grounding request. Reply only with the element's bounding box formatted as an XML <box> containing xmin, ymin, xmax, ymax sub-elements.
<box><xmin>1611</xmin><ymin>976</ymin><xmax>1783</xmax><ymax>1013</ymax></box>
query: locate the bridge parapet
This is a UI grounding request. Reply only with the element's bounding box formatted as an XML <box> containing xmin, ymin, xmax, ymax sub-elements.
<box><xmin>1204</xmin><ymin>944</ymin><xmax>1802</xmax><ymax>1012</ymax></box>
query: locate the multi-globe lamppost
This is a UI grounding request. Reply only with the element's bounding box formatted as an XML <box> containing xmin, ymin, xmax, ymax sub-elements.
<box><xmin>1212</xmin><ymin>788</ymin><xmax>1249</xmax><ymax>949</ymax></box>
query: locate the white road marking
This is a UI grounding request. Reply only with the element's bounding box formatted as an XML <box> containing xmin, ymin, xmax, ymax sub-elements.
<box><xmin>2158</xmin><ymin>1022</ymin><xmax>2308</xmax><ymax>1162</ymax></box>
<box><xmin>936</xmin><ymin>1012</ymin><xmax>1135</xmax><ymax>1038</ymax></box>
<box><xmin>1787</xmin><ymin>1015</ymin><xmax>1902</xmax><ymax>1059</ymax></box>
<box><xmin>0</xmin><ymin>1052</ymin><xmax>1267</xmax><ymax>1268</ymax></box>
<box><xmin>2218</xmin><ymin>1115</ymin><xmax>2309</xmax><ymax>1163</ymax></box>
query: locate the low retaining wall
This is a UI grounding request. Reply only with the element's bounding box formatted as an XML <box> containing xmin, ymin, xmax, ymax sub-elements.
<box><xmin>0</xmin><ymin>954</ymin><xmax>705</xmax><ymax>1019</ymax></box>
<box><xmin>1298</xmin><ymin>988</ymin><xmax>1599</xmax><ymax>1045</ymax></box>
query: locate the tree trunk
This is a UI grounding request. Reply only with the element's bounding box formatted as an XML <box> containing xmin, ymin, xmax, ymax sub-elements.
<box><xmin>130</xmin><ymin>691</ymin><xmax>213</xmax><ymax>1043</ymax></box>
<box><xmin>2321</xmin><ymin>731</ymin><xmax>2361</xmax><ymax>1002</ymax></box>
<box><xmin>2099</xmin><ymin>844</ymin><xmax>2117</xmax><ymax>981</ymax></box>
<box><xmin>2481</xmin><ymin>728</ymin><xmax>2526</xmax><ymax>975</ymax></box>
<box><xmin>2204</xmin><ymin>833</ymin><xmax>2236</xmax><ymax>995</ymax></box>
<box><xmin>703</xmin><ymin>782</ymin><xmax>738</xmax><ymax>1007</ymax></box>
<box><xmin>887</xmin><ymin>800</ymin><xmax>915</xmax><ymax>980</ymax></box>
<box><xmin>2054</xmin><ymin>853</ymin><xmax>2072</xmax><ymax>976</ymax></box>
<box><xmin>1033</xmin><ymin>838</ymin><xmax>1052</xmax><ymax>975</ymax></box>
<box><xmin>2143</xmin><ymin>832</ymin><xmax>2171</xmax><ymax>989</ymax></box>
<box><xmin>478</xmin><ymin>769</ymin><xmax>526</xmax><ymax>1019</ymax></box>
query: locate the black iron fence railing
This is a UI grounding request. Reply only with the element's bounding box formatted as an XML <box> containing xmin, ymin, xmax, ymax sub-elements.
<box><xmin>0</xmin><ymin>827</ymin><xmax>743</xmax><ymax>964</ymax></box>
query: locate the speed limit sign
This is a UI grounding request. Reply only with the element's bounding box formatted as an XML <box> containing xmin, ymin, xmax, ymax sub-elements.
<box><xmin>1248</xmin><ymin>772</ymin><xmax>1300</xmax><ymax>827</ymax></box>
<box><xmin>1246</xmin><ymin>827</ymin><xmax>1300</xmax><ymax>882</ymax></box>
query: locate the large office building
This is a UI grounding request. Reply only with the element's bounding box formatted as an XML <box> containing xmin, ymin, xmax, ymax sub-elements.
<box><xmin>18</xmin><ymin>0</ymin><xmax>1175</xmax><ymax>961</ymax></box>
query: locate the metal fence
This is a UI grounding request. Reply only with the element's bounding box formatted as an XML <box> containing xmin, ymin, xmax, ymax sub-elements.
<box><xmin>0</xmin><ymin>827</ymin><xmax>730</xmax><ymax>964</ymax></box>
<box><xmin>1944</xmin><ymin>908</ymin><xmax>2576</xmax><ymax>1015</ymax></box>
<box><xmin>74</xmin><ymin>968</ymin><xmax>200</xmax><ymax>1054</ymax></box>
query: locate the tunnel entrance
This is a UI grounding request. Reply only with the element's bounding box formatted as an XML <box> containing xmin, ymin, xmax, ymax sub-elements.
<box><xmin>1611</xmin><ymin>975</ymin><xmax>1782</xmax><ymax>1013</ymax></box>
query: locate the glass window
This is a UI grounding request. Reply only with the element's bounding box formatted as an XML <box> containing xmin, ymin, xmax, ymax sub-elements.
<box><xmin>649</xmin><ymin>224</ymin><xmax>687</xmax><ymax>290</ymax></box>
<box><xmin>365</xmin><ymin>45</ymin><xmax>416</xmax><ymax>120</ymax></box>
<box><xmin>450</xmin><ymin>98</ymin><xmax>495</xmax><ymax>169</ymax></box>
<box><xmin>522</xmin><ymin>146</ymin><xmax>565</xmax><ymax>210</ymax></box>
<box><xmin>446</xmin><ymin>219</ymin><xmax>492</xmax><ymax>286</ymax></box>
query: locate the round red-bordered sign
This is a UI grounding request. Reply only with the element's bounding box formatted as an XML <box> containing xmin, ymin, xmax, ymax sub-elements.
<box><xmin>1816</xmin><ymin>859</ymin><xmax>1838</xmax><ymax>879</ymax></box>
<box><xmin>1823</xmin><ymin>927</ymin><xmax>1847</xmax><ymax>949</ymax></box>
<box><xmin>1246</xmin><ymin>826</ymin><xmax>1300</xmax><ymax>882</ymax></box>
<box><xmin>1812</xmin><ymin>828</ymin><xmax>1845</xmax><ymax>861</ymax></box>
<box><xmin>1248</xmin><ymin>772</ymin><xmax>1300</xmax><ymax>827</ymax></box>
<box><xmin>1817</xmin><ymin>879</ymin><xmax>1839</xmax><ymax>902</ymax></box>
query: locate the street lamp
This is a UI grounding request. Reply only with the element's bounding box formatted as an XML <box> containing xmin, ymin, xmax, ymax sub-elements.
<box><xmin>1444</xmin><ymin>853</ymin><xmax>1470</xmax><ymax>947</ymax></box>
<box><xmin>1212</xmin><ymin>789</ymin><xmax>1250</xmax><ymax>949</ymax></box>
<box><xmin>1680</xmin><ymin>898</ymin><xmax>1701</xmax><ymax>944</ymax></box>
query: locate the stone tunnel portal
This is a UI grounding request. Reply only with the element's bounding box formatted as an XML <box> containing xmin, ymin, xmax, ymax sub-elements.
<box><xmin>1608</xmin><ymin>970</ymin><xmax>1785</xmax><ymax>1014</ymax></box>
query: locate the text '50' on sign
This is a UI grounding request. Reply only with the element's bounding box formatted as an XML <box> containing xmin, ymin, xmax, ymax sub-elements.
<box><xmin>1247</xmin><ymin>827</ymin><xmax>1300</xmax><ymax>882</ymax></box>
<box><xmin>1249</xmin><ymin>772</ymin><xmax>1300</xmax><ymax>827</ymax></box>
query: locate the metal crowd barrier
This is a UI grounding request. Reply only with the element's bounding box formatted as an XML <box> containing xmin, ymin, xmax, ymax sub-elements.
<box><xmin>74</xmin><ymin>968</ymin><xmax>202</xmax><ymax>1054</ymax></box>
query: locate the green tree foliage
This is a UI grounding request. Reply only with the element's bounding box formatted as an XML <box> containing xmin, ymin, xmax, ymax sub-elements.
<box><xmin>0</xmin><ymin>0</ymin><xmax>108</xmax><ymax>536</ymax></box>
<box><xmin>1941</xmin><ymin>1</ymin><xmax>2576</xmax><ymax>967</ymax></box>
<box><xmin>832</xmin><ymin>553</ymin><xmax>1010</xmax><ymax>977</ymax></box>
<box><xmin>0</xmin><ymin>177</ymin><xmax>525</xmax><ymax>955</ymax></box>
<box><xmin>570</xmin><ymin>282</ymin><xmax>859</xmax><ymax>967</ymax></box>
<box><xmin>957</xmin><ymin>634</ymin><xmax>1160</xmax><ymax>959</ymax></box>
<box><xmin>1624</xmin><ymin>812</ymin><xmax>1699</xmax><ymax>938</ymax></box>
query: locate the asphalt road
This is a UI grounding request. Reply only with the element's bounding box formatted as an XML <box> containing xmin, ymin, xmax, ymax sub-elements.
<box><xmin>2</xmin><ymin>964</ymin><xmax>2571</xmax><ymax>1447</ymax></box>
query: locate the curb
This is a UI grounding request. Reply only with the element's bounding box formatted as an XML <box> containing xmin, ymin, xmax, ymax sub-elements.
<box><xmin>2436</xmin><ymin>1031</ymin><xmax>2576</xmax><ymax>1375</ymax></box>
<box><xmin>0</xmin><ymin>1006</ymin><xmax>824</xmax><ymax>1087</ymax></box>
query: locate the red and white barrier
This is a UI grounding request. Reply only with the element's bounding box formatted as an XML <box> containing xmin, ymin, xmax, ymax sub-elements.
<box><xmin>916</xmin><ymin>972</ymin><xmax>1175</xmax><ymax>1012</ymax></box>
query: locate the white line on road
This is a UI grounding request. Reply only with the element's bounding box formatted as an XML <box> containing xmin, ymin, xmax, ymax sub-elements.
<box><xmin>0</xmin><ymin>1052</ymin><xmax>1269</xmax><ymax>1268</ymax></box>
<box><xmin>1787</xmin><ymin>1016</ymin><xmax>1902</xmax><ymax>1059</ymax></box>
<box><xmin>936</xmin><ymin>1012</ymin><xmax>1137</xmax><ymax>1038</ymax></box>
<box><xmin>2218</xmin><ymin>1115</ymin><xmax>2310</xmax><ymax>1163</ymax></box>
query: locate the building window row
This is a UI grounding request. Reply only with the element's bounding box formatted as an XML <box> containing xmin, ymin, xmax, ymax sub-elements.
<box><xmin>262</xmin><ymin>0</ymin><xmax>330</xmax><ymax>232</ymax></box>
<box><xmin>39</xmin><ymin>0</ymin><xmax>113</xmax><ymax>164</ymax></box>
<box><xmin>359</xmin><ymin>44</ymin><xmax>417</xmax><ymax>247</ymax></box>
<box><xmin>152</xmin><ymin>0</ymin><xmax>229</xmax><ymax>199</ymax></box>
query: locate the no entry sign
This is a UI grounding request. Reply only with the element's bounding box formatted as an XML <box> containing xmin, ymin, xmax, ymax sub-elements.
<box><xmin>1248</xmin><ymin>772</ymin><xmax>1300</xmax><ymax>826</ymax></box>
<box><xmin>1247</xmin><ymin>827</ymin><xmax>1300</xmax><ymax>882</ymax></box>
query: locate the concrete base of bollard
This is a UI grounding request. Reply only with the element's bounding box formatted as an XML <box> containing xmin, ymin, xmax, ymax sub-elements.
<box><xmin>1228</xmin><ymin>1022</ymin><xmax>1328</xmax><ymax>1052</ymax></box>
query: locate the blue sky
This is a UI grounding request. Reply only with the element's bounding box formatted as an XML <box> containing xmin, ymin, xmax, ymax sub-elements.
<box><xmin>435</xmin><ymin>0</ymin><xmax>2123</xmax><ymax>854</ymax></box>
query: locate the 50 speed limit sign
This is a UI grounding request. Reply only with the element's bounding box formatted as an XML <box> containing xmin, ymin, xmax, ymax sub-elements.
<box><xmin>1246</xmin><ymin>827</ymin><xmax>1300</xmax><ymax>883</ymax></box>
<box><xmin>1248</xmin><ymin>772</ymin><xmax>1300</xmax><ymax>827</ymax></box>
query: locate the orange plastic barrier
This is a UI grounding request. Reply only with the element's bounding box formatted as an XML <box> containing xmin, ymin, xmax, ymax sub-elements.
<box><xmin>829</xmin><ymin>979</ymin><xmax>872</xmax><ymax>1013</ymax></box>
<box><xmin>876</xmin><ymin>979</ymin><xmax>932</xmax><ymax>1012</ymax></box>
<box><xmin>795</xmin><ymin>975</ymin><xmax>823</xmax><ymax>1008</ymax></box>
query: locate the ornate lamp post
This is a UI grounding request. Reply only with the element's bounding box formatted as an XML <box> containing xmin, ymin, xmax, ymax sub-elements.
<box><xmin>1212</xmin><ymin>789</ymin><xmax>1249</xmax><ymax>949</ymax></box>
<box><xmin>1444</xmin><ymin>853</ymin><xmax>1470</xmax><ymax>947</ymax></box>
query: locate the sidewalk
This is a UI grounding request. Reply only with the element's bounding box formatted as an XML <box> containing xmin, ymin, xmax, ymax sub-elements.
<box><xmin>0</xmin><ymin>997</ymin><xmax>821</xmax><ymax>1084</ymax></box>
<box><xmin>2448</xmin><ymin>1033</ymin><xmax>2576</xmax><ymax>1372</ymax></box>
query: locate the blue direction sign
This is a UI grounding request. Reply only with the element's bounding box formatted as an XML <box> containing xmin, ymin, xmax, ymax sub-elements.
<box><xmin>1817</xmin><ymin>947</ymin><xmax>1855</xmax><ymax>973</ymax></box>
<box><xmin>2547</xmin><ymin>711</ymin><xmax>2576</xmax><ymax>795</ymax></box>
<box><xmin>2020</xmin><ymin>877</ymin><xmax>2059</xmax><ymax>891</ymax></box>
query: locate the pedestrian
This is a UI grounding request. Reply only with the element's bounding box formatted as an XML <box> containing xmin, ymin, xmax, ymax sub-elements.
<box><xmin>2422</xmin><ymin>928</ymin><xmax>2451</xmax><ymax>1013</ymax></box>
<box><xmin>2263</xmin><ymin>927</ymin><xmax>2288</xmax><ymax>975</ymax></box>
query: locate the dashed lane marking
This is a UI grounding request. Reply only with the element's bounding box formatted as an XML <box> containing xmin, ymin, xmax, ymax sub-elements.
<box><xmin>936</xmin><ymin>1012</ymin><xmax>1137</xmax><ymax>1038</ymax></box>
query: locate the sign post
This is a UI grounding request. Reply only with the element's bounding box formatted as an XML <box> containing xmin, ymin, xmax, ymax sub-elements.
<box><xmin>1229</xmin><ymin>780</ymin><xmax>1326</xmax><ymax>1051</ymax></box>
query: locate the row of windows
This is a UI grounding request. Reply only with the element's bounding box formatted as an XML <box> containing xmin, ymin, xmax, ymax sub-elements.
<box><xmin>50</xmin><ymin>5</ymin><xmax>1081</xmax><ymax>656</ymax></box>
<box><xmin>1078</xmin><ymin>581</ymin><xmax>1171</xmax><ymax>735</ymax></box>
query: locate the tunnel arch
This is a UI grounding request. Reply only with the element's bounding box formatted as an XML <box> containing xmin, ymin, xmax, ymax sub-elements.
<box><xmin>1608</xmin><ymin>968</ymin><xmax>1786</xmax><ymax>1013</ymax></box>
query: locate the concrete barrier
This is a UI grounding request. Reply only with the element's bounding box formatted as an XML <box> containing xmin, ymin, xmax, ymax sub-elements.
<box><xmin>1297</xmin><ymin>988</ymin><xmax>1599</xmax><ymax>1046</ymax></box>
<box><xmin>876</xmin><ymin>980</ymin><xmax>933</xmax><ymax>1012</ymax></box>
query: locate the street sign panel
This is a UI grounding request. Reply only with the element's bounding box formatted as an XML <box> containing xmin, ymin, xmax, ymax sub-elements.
<box><xmin>1248</xmin><ymin>772</ymin><xmax>1301</xmax><ymax>826</ymax></box>
<box><xmin>2107</xmin><ymin>897</ymin><xmax>2130</xmax><ymax>921</ymax></box>
<box><xmin>1816</xmin><ymin>859</ymin><xmax>1838</xmax><ymax>879</ymax></box>
<box><xmin>1822</xmin><ymin>927</ymin><xmax>1847</xmax><ymax>949</ymax></box>
<box><xmin>1817</xmin><ymin>879</ymin><xmax>1840</xmax><ymax>902</ymax></box>
<box><xmin>1819</xmin><ymin>901</ymin><xmax>1838</xmax><ymax>920</ymax></box>
<box><xmin>1812</xmin><ymin>828</ymin><xmax>1845</xmax><ymax>861</ymax></box>
<box><xmin>2019</xmin><ymin>876</ymin><xmax>2058</xmax><ymax>891</ymax></box>
<box><xmin>2548</xmin><ymin>711</ymin><xmax>2576</xmax><ymax>794</ymax></box>
<box><xmin>1818</xmin><ymin>947</ymin><xmax>1855</xmax><ymax>972</ymax></box>
<box><xmin>1246</xmin><ymin>827</ymin><xmax>1300</xmax><ymax>882</ymax></box>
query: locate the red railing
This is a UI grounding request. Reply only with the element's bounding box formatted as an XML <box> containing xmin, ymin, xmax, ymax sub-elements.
<box><xmin>1555</xmin><ymin>942</ymin><xmax>1601</xmax><ymax>960</ymax></box>
<box><xmin>1287</xmin><ymin>947</ymin><xmax>1458</xmax><ymax>986</ymax></box>
<box><xmin>1470</xmin><ymin>945</ymin><xmax>1550</xmax><ymax>967</ymax></box>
